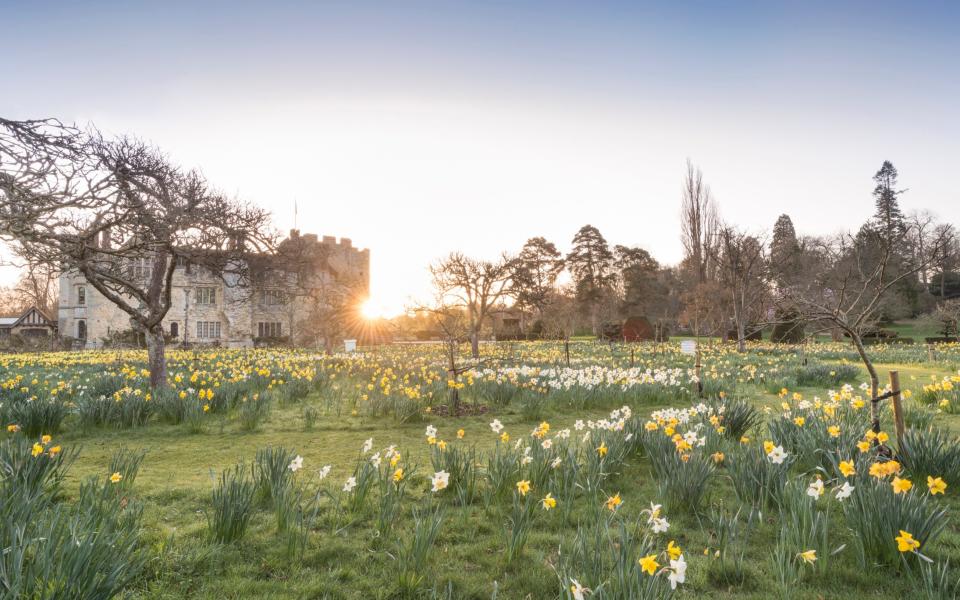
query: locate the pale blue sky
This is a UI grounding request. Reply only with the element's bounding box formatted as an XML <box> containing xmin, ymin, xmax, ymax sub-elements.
<box><xmin>3</xmin><ymin>1</ymin><xmax>958</xmax><ymax>313</ymax></box>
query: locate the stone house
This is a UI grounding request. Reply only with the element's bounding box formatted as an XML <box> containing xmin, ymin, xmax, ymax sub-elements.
<box><xmin>0</xmin><ymin>306</ymin><xmax>57</xmax><ymax>340</ymax></box>
<box><xmin>58</xmin><ymin>230</ymin><xmax>369</xmax><ymax>349</ymax></box>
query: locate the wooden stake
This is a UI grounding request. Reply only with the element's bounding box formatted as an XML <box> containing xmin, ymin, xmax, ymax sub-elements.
<box><xmin>695</xmin><ymin>348</ymin><xmax>703</xmax><ymax>397</ymax></box>
<box><xmin>890</xmin><ymin>370</ymin><xmax>905</xmax><ymax>442</ymax></box>
<box><xmin>928</xmin><ymin>344</ymin><xmax>935</xmax><ymax>362</ymax></box>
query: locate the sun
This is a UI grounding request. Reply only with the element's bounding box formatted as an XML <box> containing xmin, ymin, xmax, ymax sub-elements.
<box><xmin>360</xmin><ymin>298</ymin><xmax>387</xmax><ymax>320</ymax></box>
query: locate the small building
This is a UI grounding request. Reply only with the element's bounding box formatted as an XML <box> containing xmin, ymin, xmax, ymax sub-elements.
<box><xmin>0</xmin><ymin>306</ymin><xmax>57</xmax><ymax>339</ymax></box>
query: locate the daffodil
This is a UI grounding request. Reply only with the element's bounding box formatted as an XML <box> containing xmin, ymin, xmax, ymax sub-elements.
<box><xmin>667</xmin><ymin>540</ymin><xmax>682</xmax><ymax>560</ymax></box>
<box><xmin>638</xmin><ymin>554</ymin><xmax>659</xmax><ymax>576</ymax></box>
<box><xmin>928</xmin><ymin>476</ymin><xmax>947</xmax><ymax>495</ymax></box>
<box><xmin>891</xmin><ymin>476</ymin><xmax>913</xmax><ymax>494</ymax></box>
<box><xmin>605</xmin><ymin>493</ymin><xmax>622</xmax><ymax>512</ymax></box>
<box><xmin>896</xmin><ymin>530</ymin><xmax>920</xmax><ymax>552</ymax></box>
<box><xmin>839</xmin><ymin>460</ymin><xmax>856</xmax><ymax>477</ymax></box>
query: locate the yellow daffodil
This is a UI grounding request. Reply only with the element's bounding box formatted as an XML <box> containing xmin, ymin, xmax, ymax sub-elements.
<box><xmin>927</xmin><ymin>476</ymin><xmax>947</xmax><ymax>495</ymax></box>
<box><xmin>638</xmin><ymin>554</ymin><xmax>660</xmax><ymax>576</ymax></box>
<box><xmin>896</xmin><ymin>530</ymin><xmax>920</xmax><ymax>552</ymax></box>
<box><xmin>516</xmin><ymin>480</ymin><xmax>531</xmax><ymax>496</ymax></box>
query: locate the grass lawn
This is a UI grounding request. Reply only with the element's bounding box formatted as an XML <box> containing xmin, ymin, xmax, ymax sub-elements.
<box><xmin>44</xmin><ymin>353</ymin><xmax>960</xmax><ymax>599</ymax></box>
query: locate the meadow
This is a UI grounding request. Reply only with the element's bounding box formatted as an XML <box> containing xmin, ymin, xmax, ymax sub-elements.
<box><xmin>3</xmin><ymin>340</ymin><xmax>960</xmax><ymax>599</ymax></box>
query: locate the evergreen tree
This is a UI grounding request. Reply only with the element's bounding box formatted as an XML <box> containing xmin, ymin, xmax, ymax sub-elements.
<box><xmin>565</xmin><ymin>225</ymin><xmax>615</xmax><ymax>334</ymax></box>
<box><xmin>512</xmin><ymin>237</ymin><xmax>564</xmax><ymax>317</ymax></box>
<box><xmin>770</xmin><ymin>214</ymin><xmax>800</xmax><ymax>286</ymax></box>
<box><xmin>872</xmin><ymin>160</ymin><xmax>906</xmax><ymax>241</ymax></box>
<box><xmin>614</xmin><ymin>245</ymin><xmax>661</xmax><ymax>317</ymax></box>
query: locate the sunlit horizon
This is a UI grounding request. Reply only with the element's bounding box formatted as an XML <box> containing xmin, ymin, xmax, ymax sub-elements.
<box><xmin>2</xmin><ymin>1</ymin><xmax>959</xmax><ymax>314</ymax></box>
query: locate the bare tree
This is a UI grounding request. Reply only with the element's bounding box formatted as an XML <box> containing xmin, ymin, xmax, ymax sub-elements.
<box><xmin>931</xmin><ymin>223</ymin><xmax>958</xmax><ymax>300</ymax></box>
<box><xmin>777</xmin><ymin>228</ymin><xmax>949</xmax><ymax>432</ymax></box>
<box><xmin>429</xmin><ymin>252</ymin><xmax>514</xmax><ymax>358</ymax></box>
<box><xmin>905</xmin><ymin>209</ymin><xmax>938</xmax><ymax>287</ymax></box>
<box><xmin>680</xmin><ymin>159</ymin><xmax>719</xmax><ymax>285</ymax></box>
<box><xmin>14</xmin><ymin>263</ymin><xmax>58</xmax><ymax>314</ymax></box>
<box><xmin>0</xmin><ymin>286</ymin><xmax>29</xmax><ymax>315</ymax></box>
<box><xmin>270</xmin><ymin>233</ymin><xmax>368</xmax><ymax>352</ymax></box>
<box><xmin>712</xmin><ymin>226</ymin><xmax>768</xmax><ymax>352</ymax></box>
<box><xmin>411</xmin><ymin>297</ymin><xmax>472</xmax><ymax>410</ymax></box>
<box><xmin>0</xmin><ymin>118</ymin><xmax>274</xmax><ymax>388</ymax></box>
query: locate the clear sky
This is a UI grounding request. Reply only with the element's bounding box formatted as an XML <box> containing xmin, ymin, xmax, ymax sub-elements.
<box><xmin>3</xmin><ymin>1</ymin><xmax>958</xmax><ymax>315</ymax></box>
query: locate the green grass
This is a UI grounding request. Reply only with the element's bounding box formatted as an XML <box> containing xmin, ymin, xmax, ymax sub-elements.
<box><xmin>886</xmin><ymin>319</ymin><xmax>942</xmax><ymax>341</ymax></box>
<box><xmin>36</xmin><ymin>354</ymin><xmax>958</xmax><ymax>599</ymax></box>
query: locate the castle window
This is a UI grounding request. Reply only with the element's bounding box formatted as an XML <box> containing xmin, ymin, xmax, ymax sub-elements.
<box><xmin>77</xmin><ymin>320</ymin><xmax>87</xmax><ymax>340</ymax></box>
<box><xmin>170</xmin><ymin>322</ymin><xmax>179</xmax><ymax>337</ymax></box>
<box><xmin>77</xmin><ymin>286</ymin><xmax>86</xmax><ymax>306</ymax></box>
<box><xmin>257</xmin><ymin>322</ymin><xmax>282</xmax><ymax>338</ymax></box>
<box><xmin>196</xmin><ymin>287</ymin><xmax>217</xmax><ymax>305</ymax></box>
<box><xmin>130</xmin><ymin>257</ymin><xmax>152</xmax><ymax>280</ymax></box>
<box><xmin>261</xmin><ymin>289</ymin><xmax>285</xmax><ymax>306</ymax></box>
<box><xmin>196</xmin><ymin>321</ymin><xmax>221</xmax><ymax>339</ymax></box>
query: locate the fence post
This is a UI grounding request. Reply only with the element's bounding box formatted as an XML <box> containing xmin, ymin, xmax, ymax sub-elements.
<box><xmin>890</xmin><ymin>370</ymin><xmax>905</xmax><ymax>442</ymax></box>
<box><xmin>695</xmin><ymin>348</ymin><xmax>704</xmax><ymax>398</ymax></box>
<box><xmin>928</xmin><ymin>344</ymin><xmax>935</xmax><ymax>362</ymax></box>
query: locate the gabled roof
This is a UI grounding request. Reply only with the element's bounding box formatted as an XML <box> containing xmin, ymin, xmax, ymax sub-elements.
<box><xmin>0</xmin><ymin>306</ymin><xmax>54</xmax><ymax>329</ymax></box>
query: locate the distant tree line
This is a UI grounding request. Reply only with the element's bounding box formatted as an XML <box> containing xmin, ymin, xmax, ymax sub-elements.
<box><xmin>415</xmin><ymin>159</ymin><xmax>958</xmax><ymax>358</ymax></box>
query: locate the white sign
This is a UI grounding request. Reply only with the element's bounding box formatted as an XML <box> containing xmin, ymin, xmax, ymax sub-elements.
<box><xmin>344</xmin><ymin>339</ymin><xmax>357</xmax><ymax>352</ymax></box>
<box><xmin>680</xmin><ymin>340</ymin><xmax>697</xmax><ymax>356</ymax></box>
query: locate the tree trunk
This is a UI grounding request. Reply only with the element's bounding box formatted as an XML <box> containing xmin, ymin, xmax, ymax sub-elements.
<box><xmin>447</xmin><ymin>339</ymin><xmax>459</xmax><ymax>410</ymax></box>
<box><xmin>145</xmin><ymin>325</ymin><xmax>168</xmax><ymax>390</ymax></box>
<box><xmin>850</xmin><ymin>332</ymin><xmax>881</xmax><ymax>433</ymax></box>
<box><xmin>470</xmin><ymin>329</ymin><xmax>480</xmax><ymax>359</ymax></box>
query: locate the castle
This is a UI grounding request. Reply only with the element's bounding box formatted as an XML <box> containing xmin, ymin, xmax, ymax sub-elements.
<box><xmin>58</xmin><ymin>230</ymin><xmax>369</xmax><ymax>348</ymax></box>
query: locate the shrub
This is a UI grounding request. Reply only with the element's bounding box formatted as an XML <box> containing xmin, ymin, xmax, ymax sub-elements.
<box><xmin>898</xmin><ymin>427</ymin><xmax>960</xmax><ymax>483</ymax></box>
<box><xmin>253</xmin><ymin>445</ymin><xmax>296</xmax><ymax>505</ymax></box>
<box><xmin>207</xmin><ymin>465</ymin><xmax>256</xmax><ymax>543</ymax></box>
<box><xmin>727</xmin><ymin>445</ymin><xmax>792</xmax><ymax>509</ymax></box>
<box><xmin>395</xmin><ymin>505</ymin><xmax>444</xmax><ymax>593</ymax></box>
<box><xmin>843</xmin><ymin>476</ymin><xmax>948</xmax><ymax>567</ymax></box>
<box><xmin>0</xmin><ymin>435</ymin><xmax>76</xmax><ymax>500</ymax></box>
<box><xmin>709</xmin><ymin>397</ymin><xmax>762</xmax><ymax>441</ymax></box>
<box><xmin>642</xmin><ymin>432</ymin><xmax>713</xmax><ymax>514</ymax></box>
<box><xmin>9</xmin><ymin>397</ymin><xmax>70</xmax><ymax>437</ymax></box>
<box><xmin>0</xmin><ymin>477</ymin><xmax>146</xmax><ymax>600</ymax></box>
<box><xmin>108</xmin><ymin>446</ymin><xmax>146</xmax><ymax>492</ymax></box>
<box><xmin>238</xmin><ymin>394</ymin><xmax>271</xmax><ymax>431</ymax></box>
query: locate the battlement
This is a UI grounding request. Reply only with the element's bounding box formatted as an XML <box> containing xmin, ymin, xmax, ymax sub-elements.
<box><xmin>291</xmin><ymin>230</ymin><xmax>367</xmax><ymax>253</ymax></box>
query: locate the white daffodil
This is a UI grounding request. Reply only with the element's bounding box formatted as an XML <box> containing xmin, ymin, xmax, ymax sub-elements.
<box><xmin>806</xmin><ymin>478</ymin><xmax>824</xmax><ymax>498</ymax></box>
<box><xmin>288</xmin><ymin>455</ymin><xmax>303</xmax><ymax>472</ymax></box>
<box><xmin>668</xmin><ymin>554</ymin><xmax>687</xmax><ymax>589</ymax></box>
<box><xmin>836</xmin><ymin>481</ymin><xmax>855</xmax><ymax>500</ymax></box>
<box><xmin>767</xmin><ymin>445</ymin><xmax>788</xmax><ymax>464</ymax></box>
<box><xmin>431</xmin><ymin>470</ymin><xmax>450</xmax><ymax>492</ymax></box>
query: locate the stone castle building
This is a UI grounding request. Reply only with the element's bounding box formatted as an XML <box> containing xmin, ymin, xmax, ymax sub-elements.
<box><xmin>58</xmin><ymin>230</ymin><xmax>369</xmax><ymax>348</ymax></box>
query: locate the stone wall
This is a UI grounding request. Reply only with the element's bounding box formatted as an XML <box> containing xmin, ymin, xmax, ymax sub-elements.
<box><xmin>58</xmin><ymin>231</ymin><xmax>369</xmax><ymax>349</ymax></box>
